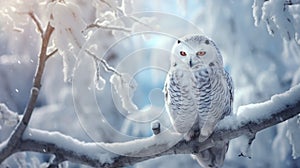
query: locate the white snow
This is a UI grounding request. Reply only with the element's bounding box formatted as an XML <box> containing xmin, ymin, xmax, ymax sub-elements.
<box><xmin>47</xmin><ymin>1</ymin><xmax>86</xmax><ymax>82</ymax></box>
<box><xmin>287</xmin><ymin>117</ymin><xmax>300</xmax><ymax>158</ymax></box>
<box><xmin>238</xmin><ymin>84</ymin><xmax>300</xmax><ymax>121</ymax></box>
<box><xmin>23</xmin><ymin>128</ymin><xmax>115</xmax><ymax>164</ymax></box>
<box><xmin>101</xmin><ymin>129</ymin><xmax>182</xmax><ymax>157</ymax></box>
<box><xmin>62</xmin><ymin>51</ymin><xmax>76</xmax><ymax>83</ymax></box>
<box><xmin>219</xmin><ymin>84</ymin><xmax>300</xmax><ymax>129</ymax></box>
<box><xmin>22</xmin><ymin>127</ymin><xmax>182</xmax><ymax>161</ymax></box>
<box><xmin>252</xmin><ymin>0</ymin><xmax>265</xmax><ymax>26</ymax></box>
<box><xmin>94</xmin><ymin>60</ymin><xmax>106</xmax><ymax>91</ymax></box>
<box><xmin>254</xmin><ymin>0</ymin><xmax>297</xmax><ymax>41</ymax></box>
<box><xmin>0</xmin><ymin>103</ymin><xmax>19</xmax><ymax>128</ymax></box>
<box><xmin>110</xmin><ymin>73</ymin><xmax>138</xmax><ymax>112</ymax></box>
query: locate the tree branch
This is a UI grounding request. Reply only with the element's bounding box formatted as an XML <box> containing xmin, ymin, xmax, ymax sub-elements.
<box><xmin>85</xmin><ymin>49</ymin><xmax>122</xmax><ymax>76</ymax></box>
<box><xmin>28</xmin><ymin>12</ymin><xmax>44</xmax><ymax>37</ymax></box>
<box><xmin>46</xmin><ymin>49</ymin><xmax>58</xmax><ymax>61</ymax></box>
<box><xmin>1</xmin><ymin>87</ymin><xmax>299</xmax><ymax>167</ymax></box>
<box><xmin>85</xmin><ymin>23</ymin><xmax>131</xmax><ymax>33</ymax></box>
<box><xmin>0</xmin><ymin>22</ymin><xmax>55</xmax><ymax>162</ymax></box>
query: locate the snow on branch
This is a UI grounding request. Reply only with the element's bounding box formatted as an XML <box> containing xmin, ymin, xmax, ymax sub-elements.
<box><xmin>0</xmin><ymin>104</ymin><xmax>19</xmax><ymax>129</ymax></box>
<box><xmin>253</xmin><ymin>0</ymin><xmax>300</xmax><ymax>43</ymax></box>
<box><xmin>1</xmin><ymin>85</ymin><xmax>300</xmax><ymax>167</ymax></box>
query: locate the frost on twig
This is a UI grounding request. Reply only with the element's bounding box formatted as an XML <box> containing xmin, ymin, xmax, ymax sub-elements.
<box><xmin>85</xmin><ymin>22</ymin><xmax>131</xmax><ymax>33</ymax></box>
<box><xmin>84</xmin><ymin>49</ymin><xmax>119</xmax><ymax>91</ymax></box>
<box><xmin>62</xmin><ymin>51</ymin><xmax>77</xmax><ymax>83</ymax></box>
<box><xmin>85</xmin><ymin>49</ymin><xmax>121</xmax><ymax>76</ymax></box>
<box><xmin>110</xmin><ymin>74</ymin><xmax>138</xmax><ymax>113</ymax></box>
<box><xmin>47</xmin><ymin>1</ymin><xmax>87</xmax><ymax>82</ymax></box>
<box><xmin>94</xmin><ymin>57</ymin><xmax>106</xmax><ymax>91</ymax></box>
<box><xmin>287</xmin><ymin>115</ymin><xmax>300</xmax><ymax>159</ymax></box>
<box><xmin>85</xmin><ymin>49</ymin><xmax>138</xmax><ymax>111</ymax></box>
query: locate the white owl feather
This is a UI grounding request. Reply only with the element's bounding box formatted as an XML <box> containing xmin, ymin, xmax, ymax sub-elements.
<box><xmin>164</xmin><ymin>35</ymin><xmax>233</xmax><ymax>168</ymax></box>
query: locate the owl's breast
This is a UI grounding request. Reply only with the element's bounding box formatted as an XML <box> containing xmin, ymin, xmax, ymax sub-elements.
<box><xmin>165</xmin><ymin>68</ymin><xmax>229</xmax><ymax>133</ymax></box>
<box><xmin>165</xmin><ymin>69</ymin><xmax>204</xmax><ymax>133</ymax></box>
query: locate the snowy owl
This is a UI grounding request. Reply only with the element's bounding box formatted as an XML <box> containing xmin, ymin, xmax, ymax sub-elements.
<box><xmin>164</xmin><ymin>34</ymin><xmax>233</xmax><ymax>167</ymax></box>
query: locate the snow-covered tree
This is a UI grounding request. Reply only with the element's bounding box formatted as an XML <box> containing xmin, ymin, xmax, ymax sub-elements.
<box><xmin>0</xmin><ymin>0</ymin><xmax>300</xmax><ymax>167</ymax></box>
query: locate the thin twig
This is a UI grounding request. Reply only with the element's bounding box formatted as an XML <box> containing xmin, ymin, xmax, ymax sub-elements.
<box><xmin>85</xmin><ymin>49</ymin><xmax>122</xmax><ymax>76</ymax></box>
<box><xmin>28</xmin><ymin>12</ymin><xmax>44</xmax><ymax>37</ymax></box>
<box><xmin>46</xmin><ymin>49</ymin><xmax>58</xmax><ymax>61</ymax></box>
<box><xmin>85</xmin><ymin>23</ymin><xmax>131</xmax><ymax>32</ymax></box>
<box><xmin>128</xmin><ymin>16</ymin><xmax>154</xmax><ymax>30</ymax></box>
<box><xmin>99</xmin><ymin>0</ymin><xmax>113</xmax><ymax>8</ymax></box>
<box><xmin>98</xmin><ymin>0</ymin><xmax>124</xmax><ymax>16</ymax></box>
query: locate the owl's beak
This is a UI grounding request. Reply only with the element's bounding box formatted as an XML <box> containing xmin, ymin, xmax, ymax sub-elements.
<box><xmin>189</xmin><ymin>58</ymin><xmax>193</xmax><ymax>67</ymax></box>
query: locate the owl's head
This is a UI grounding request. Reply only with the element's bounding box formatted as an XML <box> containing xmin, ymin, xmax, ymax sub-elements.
<box><xmin>171</xmin><ymin>35</ymin><xmax>223</xmax><ymax>69</ymax></box>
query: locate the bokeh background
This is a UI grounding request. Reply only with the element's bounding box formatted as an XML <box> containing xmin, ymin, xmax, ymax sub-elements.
<box><xmin>0</xmin><ymin>0</ymin><xmax>300</xmax><ymax>167</ymax></box>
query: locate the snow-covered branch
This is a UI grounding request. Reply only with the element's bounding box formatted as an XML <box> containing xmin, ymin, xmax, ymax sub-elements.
<box><xmin>253</xmin><ymin>0</ymin><xmax>300</xmax><ymax>43</ymax></box>
<box><xmin>1</xmin><ymin>84</ymin><xmax>300</xmax><ymax>167</ymax></box>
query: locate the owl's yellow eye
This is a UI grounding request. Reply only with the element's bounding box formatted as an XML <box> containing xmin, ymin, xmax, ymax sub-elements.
<box><xmin>196</xmin><ymin>51</ymin><xmax>206</xmax><ymax>56</ymax></box>
<box><xmin>180</xmin><ymin>51</ymin><xmax>187</xmax><ymax>56</ymax></box>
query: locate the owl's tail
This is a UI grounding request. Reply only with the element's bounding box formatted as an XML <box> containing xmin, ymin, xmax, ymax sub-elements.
<box><xmin>192</xmin><ymin>141</ymin><xmax>229</xmax><ymax>168</ymax></box>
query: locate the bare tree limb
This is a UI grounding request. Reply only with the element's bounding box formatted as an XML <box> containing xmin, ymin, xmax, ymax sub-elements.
<box><xmin>1</xmin><ymin>95</ymin><xmax>299</xmax><ymax>167</ymax></box>
<box><xmin>0</xmin><ymin>22</ymin><xmax>55</xmax><ymax>162</ymax></box>
<box><xmin>85</xmin><ymin>23</ymin><xmax>131</xmax><ymax>33</ymax></box>
<box><xmin>46</xmin><ymin>49</ymin><xmax>58</xmax><ymax>61</ymax></box>
<box><xmin>28</xmin><ymin>12</ymin><xmax>44</xmax><ymax>37</ymax></box>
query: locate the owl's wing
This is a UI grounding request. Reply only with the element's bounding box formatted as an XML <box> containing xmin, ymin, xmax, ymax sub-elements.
<box><xmin>195</xmin><ymin>69</ymin><xmax>233</xmax><ymax>167</ymax></box>
<box><xmin>224</xmin><ymin>69</ymin><xmax>234</xmax><ymax>116</ymax></box>
<box><xmin>199</xmin><ymin>69</ymin><xmax>233</xmax><ymax>140</ymax></box>
<box><xmin>164</xmin><ymin>71</ymin><xmax>179</xmax><ymax>129</ymax></box>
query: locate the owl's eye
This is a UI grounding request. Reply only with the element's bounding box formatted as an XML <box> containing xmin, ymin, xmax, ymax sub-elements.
<box><xmin>180</xmin><ymin>51</ymin><xmax>187</xmax><ymax>56</ymax></box>
<box><xmin>196</xmin><ymin>51</ymin><xmax>206</xmax><ymax>57</ymax></box>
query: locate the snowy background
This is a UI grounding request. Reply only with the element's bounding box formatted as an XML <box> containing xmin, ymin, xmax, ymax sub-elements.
<box><xmin>0</xmin><ymin>0</ymin><xmax>300</xmax><ymax>167</ymax></box>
